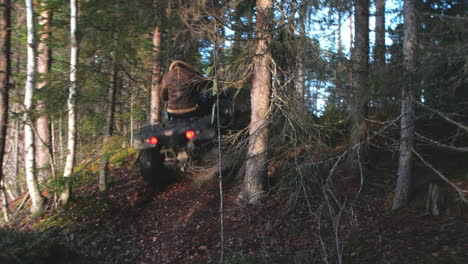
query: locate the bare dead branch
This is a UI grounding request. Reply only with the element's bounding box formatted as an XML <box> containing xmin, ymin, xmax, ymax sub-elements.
<box><xmin>412</xmin><ymin>148</ymin><xmax>468</xmax><ymax>203</ymax></box>
<box><xmin>416</xmin><ymin>101</ymin><xmax>468</xmax><ymax>132</ymax></box>
<box><xmin>416</xmin><ymin>132</ymin><xmax>468</xmax><ymax>152</ymax></box>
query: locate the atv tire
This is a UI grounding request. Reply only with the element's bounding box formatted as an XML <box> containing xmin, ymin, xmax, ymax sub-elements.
<box><xmin>138</xmin><ymin>148</ymin><xmax>171</xmax><ymax>190</ymax></box>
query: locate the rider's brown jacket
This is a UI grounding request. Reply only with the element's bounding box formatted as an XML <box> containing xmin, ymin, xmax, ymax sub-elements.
<box><xmin>160</xmin><ymin>60</ymin><xmax>212</xmax><ymax>114</ymax></box>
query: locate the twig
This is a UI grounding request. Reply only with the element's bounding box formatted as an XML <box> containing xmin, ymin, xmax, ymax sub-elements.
<box><xmin>416</xmin><ymin>101</ymin><xmax>468</xmax><ymax>132</ymax></box>
<box><xmin>415</xmin><ymin>132</ymin><xmax>468</xmax><ymax>152</ymax></box>
<box><xmin>13</xmin><ymin>192</ymin><xmax>30</xmax><ymax>216</ymax></box>
<box><xmin>412</xmin><ymin>148</ymin><xmax>468</xmax><ymax>203</ymax></box>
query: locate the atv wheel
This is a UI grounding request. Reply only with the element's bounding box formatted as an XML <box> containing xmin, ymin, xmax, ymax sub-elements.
<box><xmin>138</xmin><ymin>148</ymin><xmax>170</xmax><ymax>189</ymax></box>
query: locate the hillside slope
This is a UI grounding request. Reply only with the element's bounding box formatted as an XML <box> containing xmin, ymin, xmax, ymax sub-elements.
<box><xmin>3</xmin><ymin>161</ymin><xmax>467</xmax><ymax>264</ymax></box>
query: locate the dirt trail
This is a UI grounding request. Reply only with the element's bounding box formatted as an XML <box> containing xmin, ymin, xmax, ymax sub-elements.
<box><xmin>6</xmin><ymin>165</ymin><xmax>468</xmax><ymax>264</ymax></box>
<box><xmin>88</xmin><ymin>167</ymin><xmax>467</xmax><ymax>264</ymax></box>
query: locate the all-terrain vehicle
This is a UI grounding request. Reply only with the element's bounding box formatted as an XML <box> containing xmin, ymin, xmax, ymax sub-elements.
<box><xmin>133</xmin><ymin>90</ymin><xmax>234</xmax><ymax>188</ymax></box>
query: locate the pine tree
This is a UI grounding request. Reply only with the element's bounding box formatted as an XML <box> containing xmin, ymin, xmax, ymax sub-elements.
<box><xmin>393</xmin><ymin>0</ymin><xmax>417</xmax><ymax>209</ymax></box>
<box><xmin>347</xmin><ymin>0</ymin><xmax>369</xmax><ymax>172</ymax></box>
<box><xmin>239</xmin><ymin>0</ymin><xmax>273</xmax><ymax>204</ymax></box>
<box><xmin>36</xmin><ymin>0</ymin><xmax>53</xmax><ymax>182</ymax></box>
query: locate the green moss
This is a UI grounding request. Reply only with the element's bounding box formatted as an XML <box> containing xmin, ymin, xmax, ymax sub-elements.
<box><xmin>0</xmin><ymin>229</ymin><xmax>92</xmax><ymax>264</ymax></box>
<box><xmin>109</xmin><ymin>147</ymin><xmax>138</xmax><ymax>167</ymax></box>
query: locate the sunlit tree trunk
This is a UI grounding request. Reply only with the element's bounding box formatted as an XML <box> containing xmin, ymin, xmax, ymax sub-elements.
<box><xmin>393</xmin><ymin>0</ymin><xmax>417</xmax><ymax>209</ymax></box>
<box><xmin>60</xmin><ymin>0</ymin><xmax>79</xmax><ymax>205</ymax></box>
<box><xmin>347</xmin><ymin>0</ymin><xmax>369</xmax><ymax>170</ymax></box>
<box><xmin>239</xmin><ymin>0</ymin><xmax>273</xmax><ymax>204</ymax></box>
<box><xmin>0</xmin><ymin>0</ymin><xmax>11</xmax><ymax>187</ymax></box>
<box><xmin>36</xmin><ymin>1</ymin><xmax>53</xmax><ymax>182</ymax></box>
<box><xmin>1</xmin><ymin>179</ymin><xmax>8</xmax><ymax>222</ymax></box>
<box><xmin>0</xmin><ymin>0</ymin><xmax>11</xmax><ymax>221</ymax></box>
<box><xmin>150</xmin><ymin>25</ymin><xmax>162</xmax><ymax>125</ymax></box>
<box><xmin>24</xmin><ymin>0</ymin><xmax>44</xmax><ymax>215</ymax></box>
<box><xmin>12</xmin><ymin>115</ymin><xmax>20</xmax><ymax>197</ymax></box>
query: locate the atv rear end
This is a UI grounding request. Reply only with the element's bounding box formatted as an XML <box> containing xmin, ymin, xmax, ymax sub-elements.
<box><xmin>134</xmin><ymin>115</ymin><xmax>218</xmax><ymax>188</ymax></box>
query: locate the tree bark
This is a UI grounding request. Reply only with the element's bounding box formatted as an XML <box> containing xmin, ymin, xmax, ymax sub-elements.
<box><xmin>60</xmin><ymin>0</ymin><xmax>79</xmax><ymax>205</ymax></box>
<box><xmin>347</xmin><ymin>0</ymin><xmax>369</xmax><ymax>170</ymax></box>
<box><xmin>13</xmin><ymin>115</ymin><xmax>20</xmax><ymax>197</ymax></box>
<box><xmin>374</xmin><ymin>0</ymin><xmax>385</xmax><ymax>68</ymax></box>
<box><xmin>0</xmin><ymin>0</ymin><xmax>11</xmax><ymax>186</ymax></box>
<box><xmin>24</xmin><ymin>0</ymin><xmax>45</xmax><ymax>215</ymax></box>
<box><xmin>239</xmin><ymin>0</ymin><xmax>273</xmax><ymax>204</ymax></box>
<box><xmin>150</xmin><ymin>25</ymin><xmax>162</xmax><ymax>125</ymax></box>
<box><xmin>393</xmin><ymin>0</ymin><xmax>417</xmax><ymax>210</ymax></box>
<box><xmin>295</xmin><ymin>3</ymin><xmax>306</xmax><ymax>102</ymax></box>
<box><xmin>335</xmin><ymin>10</ymin><xmax>344</xmax><ymax>108</ymax></box>
<box><xmin>99</xmin><ymin>54</ymin><xmax>117</xmax><ymax>192</ymax></box>
<box><xmin>1</xmin><ymin>179</ymin><xmax>8</xmax><ymax>222</ymax></box>
<box><xmin>36</xmin><ymin>1</ymin><xmax>53</xmax><ymax>182</ymax></box>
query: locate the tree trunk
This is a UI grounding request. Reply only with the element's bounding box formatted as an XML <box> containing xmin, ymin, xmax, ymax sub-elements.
<box><xmin>295</xmin><ymin>4</ymin><xmax>306</xmax><ymax>102</ymax></box>
<box><xmin>1</xmin><ymin>179</ymin><xmax>8</xmax><ymax>222</ymax></box>
<box><xmin>99</xmin><ymin>55</ymin><xmax>117</xmax><ymax>192</ymax></box>
<box><xmin>13</xmin><ymin>116</ymin><xmax>20</xmax><ymax>197</ymax></box>
<box><xmin>150</xmin><ymin>25</ymin><xmax>162</xmax><ymax>125</ymax></box>
<box><xmin>58</xmin><ymin>114</ymin><xmax>64</xmax><ymax>167</ymax></box>
<box><xmin>0</xmin><ymin>0</ymin><xmax>11</xmax><ymax>186</ymax></box>
<box><xmin>36</xmin><ymin>2</ymin><xmax>53</xmax><ymax>182</ymax></box>
<box><xmin>24</xmin><ymin>0</ymin><xmax>44</xmax><ymax>215</ymax></box>
<box><xmin>232</xmin><ymin>7</ymin><xmax>243</xmax><ymax>58</ymax></box>
<box><xmin>335</xmin><ymin>10</ymin><xmax>344</xmax><ymax>108</ymax></box>
<box><xmin>60</xmin><ymin>0</ymin><xmax>79</xmax><ymax>205</ymax></box>
<box><xmin>239</xmin><ymin>0</ymin><xmax>273</xmax><ymax>204</ymax></box>
<box><xmin>374</xmin><ymin>0</ymin><xmax>385</xmax><ymax>68</ymax></box>
<box><xmin>347</xmin><ymin>0</ymin><xmax>369</xmax><ymax>170</ymax></box>
<box><xmin>374</xmin><ymin>0</ymin><xmax>387</xmax><ymax>113</ymax></box>
<box><xmin>393</xmin><ymin>0</ymin><xmax>417</xmax><ymax>210</ymax></box>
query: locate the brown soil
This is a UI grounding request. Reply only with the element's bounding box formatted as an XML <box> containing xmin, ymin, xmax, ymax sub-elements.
<box><xmin>5</xmin><ymin>165</ymin><xmax>468</xmax><ymax>264</ymax></box>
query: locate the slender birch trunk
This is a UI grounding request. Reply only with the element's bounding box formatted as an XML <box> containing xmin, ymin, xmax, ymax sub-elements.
<box><xmin>36</xmin><ymin>1</ymin><xmax>53</xmax><ymax>182</ymax></box>
<box><xmin>239</xmin><ymin>0</ymin><xmax>273</xmax><ymax>204</ymax></box>
<box><xmin>1</xmin><ymin>180</ymin><xmax>8</xmax><ymax>222</ymax></box>
<box><xmin>13</xmin><ymin>117</ymin><xmax>20</xmax><ymax>196</ymax></box>
<box><xmin>393</xmin><ymin>0</ymin><xmax>417</xmax><ymax>209</ymax></box>
<box><xmin>60</xmin><ymin>0</ymin><xmax>79</xmax><ymax>205</ymax></box>
<box><xmin>130</xmin><ymin>86</ymin><xmax>135</xmax><ymax>145</ymax></box>
<box><xmin>24</xmin><ymin>0</ymin><xmax>44</xmax><ymax>215</ymax></box>
<box><xmin>59</xmin><ymin>113</ymin><xmax>63</xmax><ymax>166</ymax></box>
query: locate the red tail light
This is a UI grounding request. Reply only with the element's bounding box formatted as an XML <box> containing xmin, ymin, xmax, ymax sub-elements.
<box><xmin>148</xmin><ymin>137</ymin><xmax>159</xmax><ymax>145</ymax></box>
<box><xmin>185</xmin><ymin>130</ymin><xmax>196</xmax><ymax>140</ymax></box>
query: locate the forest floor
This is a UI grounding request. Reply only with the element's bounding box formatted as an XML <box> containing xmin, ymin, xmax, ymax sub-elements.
<box><xmin>2</xmin><ymin>154</ymin><xmax>468</xmax><ymax>264</ymax></box>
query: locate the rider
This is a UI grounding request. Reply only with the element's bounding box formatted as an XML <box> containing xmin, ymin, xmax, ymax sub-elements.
<box><xmin>160</xmin><ymin>56</ymin><xmax>212</xmax><ymax>119</ymax></box>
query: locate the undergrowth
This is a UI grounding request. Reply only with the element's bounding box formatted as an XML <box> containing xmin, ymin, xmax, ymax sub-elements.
<box><xmin>0</xmin><ymin>229</ymin><xmax>91</xmax><ymax>264</ymax></box>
